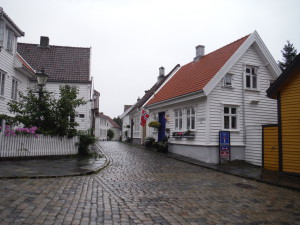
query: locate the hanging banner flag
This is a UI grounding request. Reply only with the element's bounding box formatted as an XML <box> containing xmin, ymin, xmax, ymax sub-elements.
<box><xmin>140</xmin><ymin>109</ymin><xmax>149</xmax><ymax>126</ymax></box>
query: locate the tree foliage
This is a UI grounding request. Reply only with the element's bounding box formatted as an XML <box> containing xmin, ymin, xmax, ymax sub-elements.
<box><xmin>278</xmin><ymin>40</ymin><xmax>298</xmax><ymax>71</ymax></box>
<box><xmin>107</xmin><ymin>129</ymin><xmax>114</xmax><ymax>140</ymax></box>
<box><xmin>113</xmin><ymin>117</ymin><xmax>122</xmax><ymax>127</ymax></box>
<box><xmin>7</xmin><ymin>85</ymin><xmax>87</xmax><ymax>136</ymax></box>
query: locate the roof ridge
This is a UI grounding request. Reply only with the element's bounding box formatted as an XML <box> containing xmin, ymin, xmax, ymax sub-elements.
<box><xmin>18</xmin><ymin>42</ymin><xmax>91</xmax><ymax>49</ymax></box>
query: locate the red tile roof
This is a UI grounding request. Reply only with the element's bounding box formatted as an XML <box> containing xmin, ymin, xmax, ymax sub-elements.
<box><xmin>17</xmin><ymin>43</ymin><xmax>91</xmax><ymax>83</ymax></box>
<box><xmin>16</xmin><ymin>53</ymin><xmax>35</xmax><ymax>73</ymax></box>
<box><xmin>146</xmin><ymin>34</ymin><xmax>250</xmax><ymax>106</ymax></box>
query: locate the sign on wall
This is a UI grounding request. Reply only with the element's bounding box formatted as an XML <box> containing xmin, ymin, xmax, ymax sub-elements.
<box><xmin>219</xmin><ymin>131</ymin><xmax>231</xmax><ymax>163</ymax></box>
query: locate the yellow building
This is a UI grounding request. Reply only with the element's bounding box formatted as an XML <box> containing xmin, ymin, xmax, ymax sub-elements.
<box><xmin>265</xmin><ymin>53</ymin><xmax>300</xmax><ymax>174</ymax></box>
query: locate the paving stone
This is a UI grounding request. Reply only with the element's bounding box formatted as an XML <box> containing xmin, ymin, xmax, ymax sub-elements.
<box><xmin>0</xmin><ymin>142</ymin><xmax>300</xmax><ymax>224</ymax></box>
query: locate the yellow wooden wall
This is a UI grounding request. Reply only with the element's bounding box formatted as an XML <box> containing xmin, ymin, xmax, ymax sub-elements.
<box><xmin>263</xmin><ymin>126</ymin><xmax>279</xmax><ymax>171</ymax></box>
<box><xmin>280</xmin><ymin>70</ymin><xmax>300</xmax><ymax>174</ymax></box>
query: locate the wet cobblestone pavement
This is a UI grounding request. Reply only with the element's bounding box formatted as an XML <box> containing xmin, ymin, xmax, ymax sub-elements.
<box><xmin>0</xmin><ymin>142</ymin><xmax>299</xmax><ymax>224</ymax></box>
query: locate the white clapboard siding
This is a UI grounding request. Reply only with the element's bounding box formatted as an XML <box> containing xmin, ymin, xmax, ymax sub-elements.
<box><xmin>0</xmin><ymin>133</ymin><xmax>79</xmax><ymax>158</ymax></box>
<box><xmin>244</xmin><ymin>125</ymin><xmax>262</xmax><ymax>165</ymax></box>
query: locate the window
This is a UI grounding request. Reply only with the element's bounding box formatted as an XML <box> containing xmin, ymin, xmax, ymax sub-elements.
<box><xmin>70</xmin><ymin>115</ymin><xmax>75</xmax><ymax>123</ymax></box>
<box><xmin>0</xmin><ymin>71</ymin><xmax>5</xmax><ymax>96</ymax></box>
<box><xmin>134</xmin><ymin>117</ymin><xmax>139</xmax><ymax>131</ymax></box>
<box><xmin>223</xmin><ymin>106</ymin><xmax>238</xmax><ymax>130</ymax></box>
<box><xmin>6</xmin><ymin>30</ymin><xmax>14</xmax><ymax>52</ymax></box>
<box><xmin>78</xmin><ymin>114</ymin><xmax>85</xmax><ymax>118</ymax></box>
<box><xmin>223</xmin><ymin>74</ymin><xmax>233</xmax><ymax>87</ymax></box>
<box><xmin>11</xmin><ymin>78</ymin><xmax>18</xmax><ymax>100</ymax></box>
<box><xmin>186</xmin><ymin>108</ymin><xmax>196</xmax><ymax>130</ymax></box>
<box><xmin>0</xmin><ymin>21</ymin><xmax>4</xmax><ymax>46</ymax></box>
<box><xmin>245</xmin><ymin>66</ymin><xmax>258</xmax><ymax>89</ymax></box>
<box><xmin>174</xmin><ymin>109</ymin><xmax>183</xmax><ymax>130</ymax></box>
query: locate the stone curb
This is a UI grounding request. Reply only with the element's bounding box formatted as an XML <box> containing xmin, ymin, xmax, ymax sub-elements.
<box><xmin>0</xmin><ymin>144</ymin><xmax>110</xmax><ymax>179</ymax></box>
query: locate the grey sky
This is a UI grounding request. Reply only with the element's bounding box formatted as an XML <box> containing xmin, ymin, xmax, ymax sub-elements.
<box><xmin>2</xmin><ymin>0</ymin><xmax>300</xmax><ymax>118</ymax></box>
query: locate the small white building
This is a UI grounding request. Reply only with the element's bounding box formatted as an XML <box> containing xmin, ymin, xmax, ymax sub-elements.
<box><xmin>119</xmin><ymin>105</ymin><xmax>133</xmax><ymax>141</ymax></box>
<box><xmin>95</xmin><ymin>113</ymin><xmax>121</xmax><ymax>141</ymax></box>
<box><xmin>17</xmin><ymin>37</ymin><xmax>93</xmax><ymax>131</ymax></box>
<box><xmin>145</xmin><ymin>31</ymin><xmax>281</xmax><ymax>165</ymax></box>
<box><xmin>0</xmin><ymin>7</ymin><xmax>36</xmax><ymax>128</ymax></box>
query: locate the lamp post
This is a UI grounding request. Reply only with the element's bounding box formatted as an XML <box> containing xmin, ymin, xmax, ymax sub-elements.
<box><xmin>35</xmin><ymin>69</ymin><xmax>49</xmax><ymax>127</ymax></box>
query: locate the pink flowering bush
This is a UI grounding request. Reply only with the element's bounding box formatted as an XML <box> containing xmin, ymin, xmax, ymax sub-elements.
<box><xmin>2</xmin><ymin>125</ymin><xmax>38</xmax><ymax>138</ymax></box>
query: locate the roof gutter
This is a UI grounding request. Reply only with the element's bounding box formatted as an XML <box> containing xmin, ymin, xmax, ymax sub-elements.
<box><xmin>145</xmin><ymin>90</ymin><xmax>205</xmax><ymax>109</ymax></box>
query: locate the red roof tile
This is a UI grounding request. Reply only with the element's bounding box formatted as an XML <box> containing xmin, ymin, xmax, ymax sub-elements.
<box><xmin>17</xmin><ymin>43</ymin><xmax>91</xmax><ymax>83</ymax></box>
<box><xmin>147</xmin><ymin>34</ymin><xmax>250</xmax><ymax>105</ymax></box>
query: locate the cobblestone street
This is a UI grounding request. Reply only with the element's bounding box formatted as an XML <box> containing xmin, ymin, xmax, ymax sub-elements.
<box><xmin>0</xmin><ymin>142</ymin><xmax>299</xmax><ymax>225</ymax></box>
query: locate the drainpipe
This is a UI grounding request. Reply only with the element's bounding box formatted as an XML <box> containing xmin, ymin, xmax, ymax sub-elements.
<box><xmin>242</xmin><ymin>66</ymin><xmax>246</xmax><ymax>144</ymax></box>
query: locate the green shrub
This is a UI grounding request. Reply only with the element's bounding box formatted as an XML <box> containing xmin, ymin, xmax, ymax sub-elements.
<box><xmin>145</xmin><ymin>137</ymin><xmax>155</xmax><ymax>147</ymax></box>
<box><xmin>77</xmin><ymin>131</ymin><xmax>97</xmax><ymax>156</ymax></box>
<box><xmin>107</xmin><ymin>129</ymin><xmax>114</xmax><ymax>141</ymax></box>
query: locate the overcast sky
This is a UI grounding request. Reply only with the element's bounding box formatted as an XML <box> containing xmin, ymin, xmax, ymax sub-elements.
<box><xmin>2</xmin><ymin>0</ymin><xmax>300</xmax><ymax>118</ymax></box>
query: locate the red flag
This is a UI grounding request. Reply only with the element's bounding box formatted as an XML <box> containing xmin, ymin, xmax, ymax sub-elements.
<box><xmin>140</xmin><ymin>110</ymin><xmax>149</xmax><ymax>126</ymax></box>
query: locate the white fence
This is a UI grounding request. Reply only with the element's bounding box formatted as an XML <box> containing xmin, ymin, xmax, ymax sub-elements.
<box><xmin>0</xmin><ymin>133</ymin><xmax>79</xmax><ymax>158</ymax></box>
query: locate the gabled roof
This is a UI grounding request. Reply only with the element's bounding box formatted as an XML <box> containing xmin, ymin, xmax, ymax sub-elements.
<box><xmin>267</xmin><ymin>53</ymin><xmax>300</xmax><ymax>99</ymax></box>
<box><xmin>97</xmin><ymin>113</ymin><xmax>121</xmax><ymax>129</ymax></box>
<box><xmin>130</xmin><ymin>64</ymin><xmax>180</xmax><ymax>112</ymax></box>
<box><xmin>0</xmin><ymin>7</ymin><xmax>24</xmax><ymax>37</ymax></box>
<box><xmin>146</xmin><ymin>31</ymin><xmax>281</xmax><ymax>106</ymax></box>
<box><xmin>16</xmin><ymin>53</ymin><xmax>35</xmax><ymax>74</ymax></box>
<box><xmin>17</xmin><ymin>43</ymin><xmax>91</xmax><ymax>83</ymax></box>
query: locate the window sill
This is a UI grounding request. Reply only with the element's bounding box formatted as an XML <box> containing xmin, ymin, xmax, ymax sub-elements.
<box><xmin>222</xmin><ymin>129</ymin><xmax>240</xmax><ymax>133</ymax></box>
<box><xmin>222</xmin><ymin>85</ymin><xmax>234</xmax><ymax>89</ymax></box>
<box><xmin>244</xmin><ymin>88</ymin><xmax>260</xmax><ymax>93</ymax></box>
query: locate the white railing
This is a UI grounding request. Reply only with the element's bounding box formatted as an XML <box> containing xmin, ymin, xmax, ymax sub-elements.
<box><xmin>0</xmin><ymin>133</ymin><xmax>79</xmax><ymax>158</ymax></box>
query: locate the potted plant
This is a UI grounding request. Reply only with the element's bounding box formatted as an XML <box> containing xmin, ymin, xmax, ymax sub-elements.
<box><xmin>172</xmin><ymin>131</ymin><xmax>184</xmax><ymax>138</ymax></box>
<box><xmin>148</xmin><ymin>121</ymin><xmax>161</xmax><ymax>129</ymax></box>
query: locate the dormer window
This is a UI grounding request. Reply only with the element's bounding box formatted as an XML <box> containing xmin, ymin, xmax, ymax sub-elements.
<box><xmin>245</xmin><ymin>66</ymin><xmax>258</xmax><ymax>90</ymax></box>
<box><xmin>223</xmin><ymin>74</ymin><xmax>233</xmax><ymax>87</ymax></box>
<box><xmin>0</xmin><ymin>21</ymin><xmax>4</xmax><ymax>46</ymax></box>
<box><xmin>6</xmin><ymin>29</ymin><xmax>15</xmax><ymax>52</ymax></box>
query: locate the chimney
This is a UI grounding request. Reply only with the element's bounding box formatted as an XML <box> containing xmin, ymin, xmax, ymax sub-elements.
<box><xmin>39</xmin><ymin>36</ymin><xmax>50</xmax><ymax>48</ymax></box>
<box><xmin>194</xmin><ymin>45</ymin><xmax>205</xmax><ymax>61</ymax></box>
<box><xmin>137</xmin><ymin>97</ymin><xmax>140</xmax><ymax>102</ymax></box>
<box><xmin>157</xmin><ymin>66</ymin><xmax>165</xmax><ymax>82</ymax></box>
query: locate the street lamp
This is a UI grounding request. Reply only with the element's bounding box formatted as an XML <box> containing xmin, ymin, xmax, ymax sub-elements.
<box><xmin>35</xmin><ymin>69</ymin><xmax>49</xmax><ymax>128</ymax></box>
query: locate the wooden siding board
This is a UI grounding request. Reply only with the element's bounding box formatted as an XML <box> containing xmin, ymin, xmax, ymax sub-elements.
<box><xmin>263</xmin><ymin>126</ymin><xmax>279</xmax><ymax>171</ymax></box>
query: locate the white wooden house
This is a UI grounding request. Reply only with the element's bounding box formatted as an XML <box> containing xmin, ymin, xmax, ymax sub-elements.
<box><xmin>95</xmin><ymin>113</ymin><xmax>121</xmax><ymax>141</ymax></box>
<box><xmin>145</xmin><ymin>31</ymin><xmax>281</xmax><ymax>165</ymax></box>
<box><xmin>0</xmin><ymin>7</ymin><xmax>36</xmax><ymax>128</ymax></box>
<box><xmin>17</xmin><ymin>37</ymin><xmax>93</xmax><ymax>131</ymax></box>
<box><xmin>119</xmin><ymin>104</ymin><xmax>134</xmax><ymax>141</ymax></box>
<box><xmin>126</xmin><ymin>66</ymin><xmax>180</xmax><ymax>145</ymax></box>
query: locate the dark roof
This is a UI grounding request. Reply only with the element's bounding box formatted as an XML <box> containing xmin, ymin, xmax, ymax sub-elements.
<box><xmin>267</xmin><ymin>53</ymin><xmax>300</xmax><ymax>99</ymax></box>
<box><xmin>0</xmin><ymin>7</ymin><xmax>24</xmax><ymax>36</ymax></box>
<box><xmin>124</xmin><ymin>105</ymin><xmax>132</xmax><ymax>112</ymax></box>
<box><xmin>146</xmin><ymin>34</ymin><xmax>249</xmax><ymax>105</ymax></box>
<box><xmin>17</xmin><ymin>43</ymin><xmax>91</xmax><ymax>83</ymax></box>
<box><xmin>130</xmin><ymin>64</ymin><xmax>180</xmax><ymax>112</ymax></box>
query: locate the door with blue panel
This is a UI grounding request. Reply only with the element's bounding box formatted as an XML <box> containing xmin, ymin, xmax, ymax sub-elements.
<box><xmin>158</xmin><ymin>112</ymin><xmax>166</xmax><ymax>142</ymax></box>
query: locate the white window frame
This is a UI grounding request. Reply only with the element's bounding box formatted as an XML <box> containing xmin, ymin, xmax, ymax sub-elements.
<box><xmin>186</xmin><ymin>107</ymin><xmax>196</xmax><ymax>130</ymax></box>
<box><xmin>245</xmin><ymin>66</ymin><xmax>259</xmax><ymax>90</ymax></box>
<box><xmin>0</xmin><ymin>71</ymin><xmax>6</xmax><ymax>96</ymax></box>
<box><xmin>174</xmin><ymin>109</ymin><xmax>183</xmax><ymax>131</ymax></box>
<box><xmin>11</xmin><ymin>77</ymin><xmax>18</xmax><ymax>100</ymax></box>
<box><xmin>223</xmin><ymin>73</ymin><xmax>233</xmax><ymax>87</ymax></box>
<box><xmin>134</xmin><ymin>117</ymin><xmax>140</xmax><ymax>131</ymax></box>
<box><xmin>222</xmin><ymin>105</ymin><xmax>239</xmax><ymax>131</ymax></box>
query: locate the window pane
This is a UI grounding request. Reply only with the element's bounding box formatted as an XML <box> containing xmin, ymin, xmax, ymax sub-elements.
<box><xmin>179</xmin><ymin>110</ymin><xmax>182</xmax><ymax>116</ymax></box>
<box><xmin>192</xmin><ymin>108</ymin><xmax>195</xmax><ymax>115</ymax></box>
<box><xmin>246</xmin><ymin>75</ymin><xmax>251</xmax><ymax>88</ymax></box>
<box><xmin>252</xmin><ymin>76</ymin><xmax>257</xmax><ymax>89</ymax></box>
<box><xmin>224</xmin><ymin>107</ymin><xmax>229</xmax><ymax>114</ymax></box>
<box><xmin>175</xmin><ymin>111</ymin><xmax>178</xmax><ymax>117</ymax></box>
<box><xmin>187</xmin><ymin>109</ymin><xmax>190</xmax><ymax>115</ymax></box>
<box><xmin>225</xmin><ymin>75</ymin><xmax>231</xmax><ymax>85</ymax></box>
<box><xmin>191</xmin><ymin>117</ymin><xmax>195</xmax><ymax>129</ymax></box>
<box><xmin>0</xmin><ymin>74</ymin><xmax>5</xmax><ymax>95</ymax></box>
<box><xmin>187</xmin><ymin>118</ymin><xmax>190</xmax><ymax>129</ymax></box>
<box><xmin>11</xmin><ymin>80</ymin><xmax>15</xmax><ymax>99</ymax></box>
<box><xmin>179</xmin><ymin>119</ymin><xmax>182</xmax><ymax>130</ymax></box>
<box><xmin>232</xmin><ymin>116</ymin><xmax>237</xmax><ymax>129</ymax></box>
<box><xmin>246</xmin><ymin>68</ymin><xmax>251</xmax><ymax>73</ymax></box>
<box><xmin>175</xmin><ymin>119</ymin><xmax>178</xmax><ymax>130</ymax></box>
<box><xmin>231</xmin><ymin>108</ymin><xmax>236</xmax><ymax>114</ymax></box>
<box><xmin>224</xmin><ymin>116</ymin><xmax>229</xmax><ymax>129</ymax></box>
